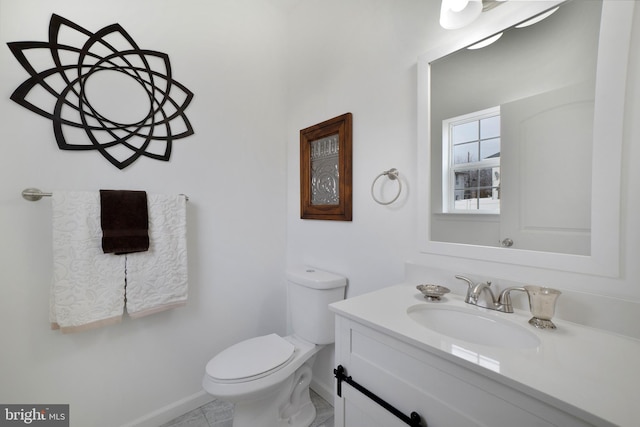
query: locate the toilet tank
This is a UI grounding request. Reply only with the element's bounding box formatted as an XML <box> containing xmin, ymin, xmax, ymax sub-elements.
<box><xmin>287</xmin><ymin>266</ymin><xmax>347</xmax><ymax>345</ymax></box>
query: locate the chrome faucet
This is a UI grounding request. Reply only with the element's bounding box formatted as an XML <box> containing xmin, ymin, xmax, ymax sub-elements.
<box><xmin>497</xmin><ymin>286</ymin><xmax>528</xmax><ymax>313</ymax></box>
<box><xmin>455</xmin><ymin>275</ymin><xmax>527</xmax><ymax>313</ymax></box>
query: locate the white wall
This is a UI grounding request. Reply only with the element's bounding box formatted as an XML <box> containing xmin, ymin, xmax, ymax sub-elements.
<box><xmin>284</xmin><ymin>0</ymin><xmax>640</xmax><ymax>394</ymax></box>
<box><xmin>285</xmin><ymin>0</ymin><xmax>440</xmax><ymax>294</ymax></box>
<box><xmin>284</xmin><ymin>0</ymin><xmax>441</xmax><ymax>396</ymax></box>
<box><xmin>0</xmin><ymin>1</ymin><xmax>288</xmax><ymax>426</ymax></box>
<box><xmin>1</xmin><ymin>0</ymin><xmax>638</xmax><ymax>425</ymax></box>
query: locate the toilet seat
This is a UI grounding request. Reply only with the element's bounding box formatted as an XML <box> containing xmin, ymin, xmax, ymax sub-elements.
<box><xmin>206</xmin><ymin>334</ymin><xmax>295</xmax><ymax>383</ymax></box>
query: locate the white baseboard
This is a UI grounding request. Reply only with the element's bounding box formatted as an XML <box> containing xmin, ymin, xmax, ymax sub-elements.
<box><xmin>120</xmin><ymin>390</ymin><xmax>214</xmax><ymax>427</ymax></box>
<box><xmin>311</xmin><ymin>378</ymin><xmax>334</xmax><ymax>407</ymax></box>
<box><xmin>121</xmin><ymin>380</ymin><xmax>332</xmax><ymax>427</ymax></box>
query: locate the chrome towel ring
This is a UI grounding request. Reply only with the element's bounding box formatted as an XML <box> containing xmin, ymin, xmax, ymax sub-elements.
<box><xmin>371</xmin><ymin>168</ymin><xmax>402</xmax><ymax>205</ymax></box>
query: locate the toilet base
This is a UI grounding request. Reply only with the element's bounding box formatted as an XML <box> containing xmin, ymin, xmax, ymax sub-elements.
<box><xmin>283</xmin><ymin>396</ymin><xmax>316</xmax><ymax>427</ymax></box>
<box><xmin>231</xmin><ymin>361</ymin><xmax>316</xmax><ymax>427</ymax></box>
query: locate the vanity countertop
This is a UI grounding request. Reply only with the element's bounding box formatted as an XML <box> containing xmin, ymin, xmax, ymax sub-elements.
<box><xmin>329</xmin><ymin>283</ymin><xmax>640</xmax><ymax>427</ymax></box>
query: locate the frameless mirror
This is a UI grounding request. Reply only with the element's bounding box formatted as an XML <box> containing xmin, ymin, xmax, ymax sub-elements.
<box><xmin>417</xmin><ymin>0</ymin><xmax>634</xmax><ymax>276</ymax></box>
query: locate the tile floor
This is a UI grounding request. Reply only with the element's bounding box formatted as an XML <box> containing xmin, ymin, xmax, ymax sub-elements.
<box><xmin>160</xmin><ymin>389</ymin><xmax>334</xmax><ymax>427</ymax></box>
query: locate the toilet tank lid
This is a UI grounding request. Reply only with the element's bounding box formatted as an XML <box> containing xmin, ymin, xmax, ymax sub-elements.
<box><xmin>286</xmin><ymin>266</ymin><xmax>347</xmax><ymax>289</ymax></box>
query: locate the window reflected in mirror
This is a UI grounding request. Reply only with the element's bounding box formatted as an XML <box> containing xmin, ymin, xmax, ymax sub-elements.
<box><xmin>443</xmin><ymin>107</ymin><xmax>500</xmax><ymax>213</ymax></box>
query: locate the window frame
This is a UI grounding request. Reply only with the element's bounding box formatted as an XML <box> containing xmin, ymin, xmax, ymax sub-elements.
<box><xmin>442</xmin><ymin>106</ymin><xmax>501</xmax><ymax>214</ymax></box>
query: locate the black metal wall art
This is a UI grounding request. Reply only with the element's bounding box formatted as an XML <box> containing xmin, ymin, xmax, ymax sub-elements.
<box><xmin>7</xmin><ymin>14</ymin><xmax>194</xmax><ymax>169</ymax></box>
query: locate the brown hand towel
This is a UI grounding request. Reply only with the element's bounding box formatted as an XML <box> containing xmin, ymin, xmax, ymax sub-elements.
<box><xmin>100</xmin><ymin>190</ymin><xmax>149</xmax><ymax>254</ymax></box>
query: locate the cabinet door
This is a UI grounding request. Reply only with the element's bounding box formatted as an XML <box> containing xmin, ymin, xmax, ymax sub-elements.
<box><xmin>341</xmin><ymin>387</ymin><xmax>407</xmax><ymax>427</ymax></box>
<box><xmin>334</xmin><ymin>316</ymin><xmax>591</xmax><ymax>427</ymax></box>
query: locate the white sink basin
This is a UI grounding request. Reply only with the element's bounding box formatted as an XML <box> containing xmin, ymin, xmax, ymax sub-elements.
<box><xmin>407</xmin><ymin>304</ymin><xmax>540</xmax><ymax>349</ymax></box>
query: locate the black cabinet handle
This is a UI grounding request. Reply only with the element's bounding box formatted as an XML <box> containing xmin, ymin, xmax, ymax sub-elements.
<box><xmin>334</xmin><ymin>365</ymin><xmax>425</xmax><ymax>427</ymax></box>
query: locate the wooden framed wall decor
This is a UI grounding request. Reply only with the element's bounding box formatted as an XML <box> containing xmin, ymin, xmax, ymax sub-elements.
<box><xmin>300</xmin><ymin>113</ymin><xmax>352</xmax><ymax>221</ymax></box>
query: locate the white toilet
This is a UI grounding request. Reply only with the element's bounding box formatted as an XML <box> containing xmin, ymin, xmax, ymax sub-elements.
<box><xmin>202</xmin><ymin>267</ymin><xmax>347</xmax><ymax>427</ymax></box>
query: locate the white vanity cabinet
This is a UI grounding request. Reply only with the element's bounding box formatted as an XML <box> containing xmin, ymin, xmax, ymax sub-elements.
<box><xmin>333</xmin><ymin>315</ymin><xmax>596</xmax><ymax>427</ymax></box>
<box><xmin>328</xmin><ymin>284</ymin><xmax>640</xmax><ymax>427</ymax></box>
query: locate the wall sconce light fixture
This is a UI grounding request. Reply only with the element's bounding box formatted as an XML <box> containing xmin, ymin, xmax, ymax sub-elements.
<box><xmin>439</xmin><ymin>0</ymin><xmax>483</xmax><ymax>30</ymax></box>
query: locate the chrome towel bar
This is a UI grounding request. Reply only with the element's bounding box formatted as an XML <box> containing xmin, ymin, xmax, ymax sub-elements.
<box><xmin>21</xmin><ymin>188</ymin><xmax>189</xmax><ymax>202</ymax></box>
<box><xmin>22</xmin><ymin>188</ymin><xmax>52</xmax><ymax>201</ymax></box>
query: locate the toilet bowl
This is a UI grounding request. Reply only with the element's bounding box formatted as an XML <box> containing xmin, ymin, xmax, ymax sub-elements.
<box><xmin>202</xmin><ymin>267</ymin><xmax>347</xmax><ymax>427</ymax></box>
<box><xmin>203</xmin><ymin>335</ymin><xmax>320</xmax><ymax>426</ymax></box>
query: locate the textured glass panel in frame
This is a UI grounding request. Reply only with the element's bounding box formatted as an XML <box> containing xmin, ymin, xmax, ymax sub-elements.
<box><xmin>310</xmin><ymin>134</ymin><xmax>340</xmax><ymax>205</ymax></box>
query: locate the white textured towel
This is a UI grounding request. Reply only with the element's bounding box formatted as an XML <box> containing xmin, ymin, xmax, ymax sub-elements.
<box><xmin>50</xmin><ymin>191</ymin><xmax>188</xmax><ymax>333</ymax></box>
<box><xmin>125</xmin><ymin>194</ymin><xmax>188</xmax><ymax>318</ymax></box>
<box><xmin>50</xmin><ymin>191</ymin><xmax>125</xmax><ymax>333</ymax></box>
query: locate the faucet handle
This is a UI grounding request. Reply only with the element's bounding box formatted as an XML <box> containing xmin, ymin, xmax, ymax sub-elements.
<box><xmin>454</xmin><ymin>275</ymin><xmax>474</xmax><ymax>290</ymax></box>
<box><xmin>497</xmin><ymin>287</ymin><xmax>527</xmax><ymax>313</ymax></box>
<box><xmin>455</xmin><ymin>275</ymin><xmax>476</xmax><ymax>304</ymax></box>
